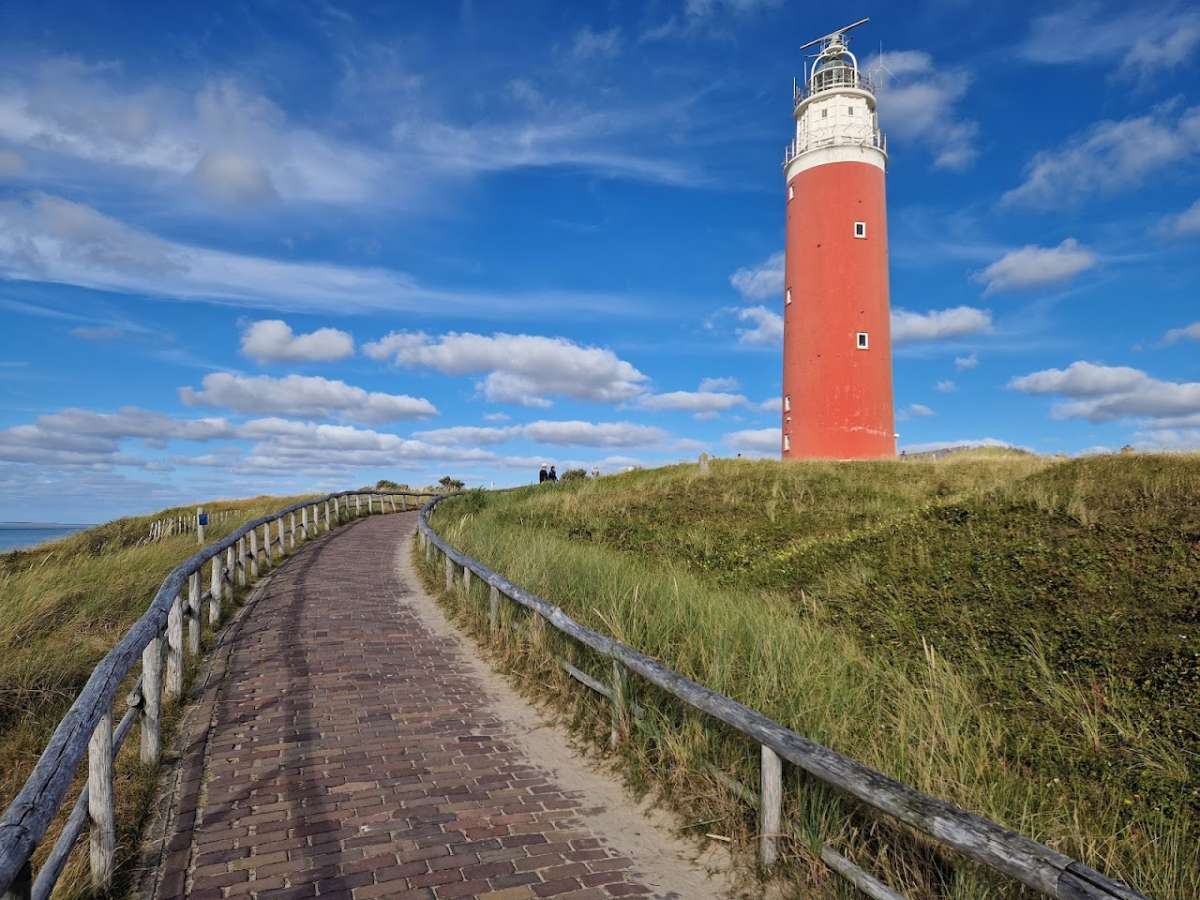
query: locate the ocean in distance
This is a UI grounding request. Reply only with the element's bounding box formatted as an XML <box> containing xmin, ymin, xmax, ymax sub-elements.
<box><xmin>0</xmin><ymin>523</ymin><xmax>92</xmax><ymax>552</ymax></box>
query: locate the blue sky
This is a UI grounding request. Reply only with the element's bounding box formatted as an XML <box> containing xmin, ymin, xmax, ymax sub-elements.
<box><xmin>2</xmin><ymin>0</ymin><xmax>1199</xmax><ymax>521</ymax></box>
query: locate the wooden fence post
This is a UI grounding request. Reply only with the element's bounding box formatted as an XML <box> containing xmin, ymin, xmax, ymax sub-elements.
<box><xmin>444</xmin><ymin>553</ymin><xmax>453</xmax><ymax>592</ymax></box>
<box><xmin>760</xmin><ymin>745</ymin><xmax>783</xmax><ymax>869</ymax></box>
<box><xmin>355</xmin><ymin>494</ymin><xmax>361</xmax><ymax>517</ymax></box>
<box><xmin>388</xmin><ymin>495</ymin><xmax>396</xmax><ymax>513</ymax></box>
<box><xmin>425</xmin><ymin>535</ymin><xmax>433</xmax><ymax>563</ymax></box>
<box><xmin>324</xmin><ymin>500</ymin><xmax>331</xmax><ymax>531</ymax></box>
<box><xmin>462</xmin><ymin>566</ymin><xmax>472</xmax><ymax>596</ymax></box>
<box><xmin>196</xmin><ymin>506</ymin><xmax>206</xmax><ymax>544</ymax></box>
<box><xmin>289</xmin><ymin>512</ymin><xmax>296</xmax><ymax>549</ymax></box>
<box><xmin>87</xmin><ymin>709</ymin><xmax>115</xmax><ymax>892</ymax></box>
<box><xmin>276</xmin><ymin>518</ymin><xmax>285</xmax><ymax>557</ymax></box>
<box><xmin>236</xmin><ymin>537</ymin><xmax>247</xmax><ymax>586</ymax></box>
<box><xmin>302</xmin><ymin>505</ymin><xmax>310</xmax><ymax>539</ymax></box>
<box><xmin>209</xmin><ymin>554</ymin><xmax>222</xmax><ymax>625</ymax></box>
<box><xmin>489</xmin><ymin>585</ymin><xmax>500</xmax><ymax>638</ymax></box>
<box><xmin>262</xmin><ymin>523</ymin><xmax>273</xmax><ymax>568</ymax></box>
<box><xmin>225</xmin><ymin>545</ymin><xmax>235</xmax><ymax>595</ymax></box>
<box><xmin>140</xmin><ymin>636</ymin><xmax>162</xmax><ymax>765</ymax></box>
<box><xmin>402</xmin><ymin>494</ymin><xmax>408</xmax><ymax>511</ymax></box>
<box><xmin>249</xmin><ymin>529</ymin><xmax>260</xmax><ymax>578</ymax></box>
<box><xmin>165</xmin><ymin>595</ymin><xmax>183</xmax><ymax>701</ymax></box>
<box><xmin>609</xmin><ymin>661</ymin><xmax>628</xmax><ymax>749</ymax></box>
<box><xmin>187</xmin><ymin>571</ymin><xmax>201</xmax><ymax>655</ymax></box>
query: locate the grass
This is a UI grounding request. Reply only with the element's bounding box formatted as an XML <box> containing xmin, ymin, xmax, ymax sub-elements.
<box><xmin>0</xmin><ymin>494</ymin><xmax>313</xmax><ymax>898</ymax></box>
<box><xmin>424</xmin><ymin>450</ymin><xmax>1199</xmax><ymax>899</ymax></box>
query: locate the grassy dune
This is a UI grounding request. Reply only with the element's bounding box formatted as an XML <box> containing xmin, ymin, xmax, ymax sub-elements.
<box><xmin>426</xmin><ymin>451</ymin><xmax>1198</xmax><ymax>899</ymax></box>
<box><xmin>0</xmin><ymin>494</ymin><xmax>310</xmax><ymax>897</ymax></box>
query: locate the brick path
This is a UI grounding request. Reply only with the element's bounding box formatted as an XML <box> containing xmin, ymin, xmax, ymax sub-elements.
<box><xmin>152</xmin><ymin>512</ymin><xmax>669</xmax><ymax>900</ymax></box>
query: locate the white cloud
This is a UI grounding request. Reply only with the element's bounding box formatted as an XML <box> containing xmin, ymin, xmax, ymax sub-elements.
<box><xmin>736</xmin><ymin>306</ymin><xmax>783</xmax><ymax>346</ymax></box>
<box><xmin>954</xmin><ymin>352</ymin><xmax>979</xmax><ymax>371</ymax></box>
<box><xmin>891</xmin><ymin>306</ymin><xmax>992</xmax><ymax>342</ymax></box>
<box><xmin>0</xmin><ymin>193</ymin><xmax>632</xmax><ymax>316</ymax></box>
<box><xmin>730</xmin><ymin>251</ymin><xmax>783</xmax><ymax>301</ymax></box>
<box><xmin>240</xmin><ymin>319</ymin><xmax>355</xmax><ymax>363</ymax></box>
<box><xmin>570</xmin><ymin>27</ymin><xmax>622</xmax><ymax>60</ymax></box>
<box><xmin>699</xmin><ymin>376</ymin><xmax>739</xmax><ymax>392</ymax></box>
<box><xmin>724</xmin><ymin>427</ymin><xmax>778</xmax><ymax>454</ymax></box>
<box><xmin>973</xmin><ymin>239</ymin><xmax>1097</xmax><ymax>294</ymax></box>
<box><xmin>900</xmin><ymin>437</ymin><xmax>1018</xmax><ymax>454</ymax></box>
<box><xmin>1019</xmin><ymin>4</ymin><xmax>1200</xmax><ymax>78</ymax></box>
<box><xmin>1158</xmin><ymin>198</ymin><xmax>1200</xmax><ymax>237</ymax></box>
<box><xmin>935</xmin><ymin>380</ymin><xmax>956</xmax><ymax>393</ymax></box>
<box><xmin>0</xmin><ymin>406</ymin><xmax>232</xmax><ymax>466</ymax></box>
<box><xmin>363</xmin><ymin>331</ymin><xmax>648</xmax><ymax>407</ymax></box>
<box><xmin>758</xmin><ymin>396</ymin><xmax>781</xmax><ymax>413</ymax></box>
<box><xmin>869</xmin><ymin>50</ymin><xmax>978</xmax><ymax>170</ymax></box>
<box><xmin>1132</xmin><ymin>429</ymin><xmax>1200</xmax><ymax>451</ymax></box>
<box><xmin>179</xmin><ymin>373</ymin><xmax>437</xmax><ymax>423</ymax></box>
<box><xmin>1002</xmin><ymin>105</ymin><xmax>1200</xmax><ymax>208</ymax></box>
<box><xmin>190</xmin><ymin>150</ymin><xmax>278</xmax><ymax>205</ymax></box>
<box><xmin>897</xmin><ymin>403</ymin><xmax>935</xmax><ymax>421</ymax></box>
<box><xmin>415</xmin><ymin>420</ymin><xmax>665</xmax><ymax>448</ymax></box>
<box><xmin>1164</xmin><ymin>322</ymin><xmax>1200</xmax><ymax>344</ymax></box>
<box><xmin>642</xmin><ymin>0</ymin><xmax>783</xmax><ymax>41</ymax></box>
<box><xmin>638</xmin><ymin>390</ymin><xmax>747</xmax><ymax>417</ymax></box>
<box><xmin>483</xmin><ymin>412</ymin><xmax>511</xmax><ymax>422</ymax></box>
<box><xmin>1010</xmin><ymin>361</ymin><xmax>1200</xmax><ymax>423</ymax></box>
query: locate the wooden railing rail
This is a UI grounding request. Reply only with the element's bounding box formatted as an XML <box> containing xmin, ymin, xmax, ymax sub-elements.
<box><xmin>417</xmin><ymin>493</ymin><xmax>1147</xmax><ymax>900</ymax></box>
<box><xmin>0</xmin><ymin>490</ymin><xmax>435</xmax><ymax>900</ymax></box>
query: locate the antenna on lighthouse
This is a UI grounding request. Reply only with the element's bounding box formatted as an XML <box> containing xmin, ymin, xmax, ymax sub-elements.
<box><xmin>798</xmin><ymin>17</ymin><xmax>870</xmax><ymax>52</ymax></box>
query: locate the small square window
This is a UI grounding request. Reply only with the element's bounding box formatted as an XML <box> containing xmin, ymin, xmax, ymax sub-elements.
<box><xmin>788</xmin><ymin>184</ymin><xmax>794</xmax><ymax>200</ymax></box>
<box><xmin>856</xmin><ymin>332</ymin><xmax>869</xmax><ymax>350</ymax></box>
<box><xmin>848</xmin><ymin>106</ymin><xmax>855</xmax><ymax>116</ymax></box>
<box><xmin>784</xmin><ymin>395</ymin><xmax>791</xmax><ymax>413</ymax></box>
<box><xmin>783</xmin><ymin>433</ymin><xmax>791</xmax><ymax>452</ymax></box>
<box><xmin>854</xmin><ymin>221</ymin><xmax>867</xmax><ymax>239</ymax></box>
<box><xmin>785</xmin><ymin>288</ymin><xmax>792</xmax><ymax>305</ymax></box>
<box><xmin>821</xmin><ymin>108</ymin><xmax>828</xmax><ymax>118</ymax></box>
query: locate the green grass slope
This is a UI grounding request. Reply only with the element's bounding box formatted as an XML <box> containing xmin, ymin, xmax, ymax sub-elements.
<box><xmin>429</xmin><ymin>451</ymin><xmax>1198</xmax><ymax>899</ymax></box>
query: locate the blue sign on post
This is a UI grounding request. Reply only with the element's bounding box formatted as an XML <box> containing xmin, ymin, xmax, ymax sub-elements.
<box><xmin>198</xmin><ymin>513</ymin><xmax>209</xmax><ymax>526</ymax></box>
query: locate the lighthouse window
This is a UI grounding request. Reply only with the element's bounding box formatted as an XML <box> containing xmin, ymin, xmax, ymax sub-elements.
<box><xmin>821</xmin><ymin>108</ymin><xmax>828</xmax><ymax>118</ymax></box>
<box><xmin>785</xmin><ymin>288</ymin><xmax>792</xmax><ymax>305</ymax></box>
<box><xmin>788</xmin><ymin>184</ymin><xmax>794</xmax><ymax>200</ymax></box>
<box><xmin>783</xmin><ymin>433</ymin><xmax>791</xmax><ymax>452</ymax></box>
<box><xmin>848</xmin><ymin>106</ymin><xmax>855</xmax><ymax>115</ymax></box>
<box><xmin>856</xmin><ymin>332</ymin><xmax>870</xmax><ymax>350</ymax></box>
<box><xmin>854</xmin><ymin>221</ymin><xmax>867</xmax><ymax>239</ymax></box>
<box><xmin>784</xmin><ymin>395</ymin><xmax>791</xmax><ymax>412</ymax></box>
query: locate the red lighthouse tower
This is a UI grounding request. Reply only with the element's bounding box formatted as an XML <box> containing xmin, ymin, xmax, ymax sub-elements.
<box><xmin>782</xmin><ymin>19</ymin><xmax>896</xmax><ymax>459</ymax></box>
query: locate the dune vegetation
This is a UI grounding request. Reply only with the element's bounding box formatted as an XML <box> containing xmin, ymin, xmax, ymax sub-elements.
<box><xmin>423</xmin><ymin>450</ymin><xmax>1199</xmax><ymax>899</ymax></box>
<box><xmin>0</xmin><ymin>494</ymin><xmax>312</xmax><ymax>898</ymax></box>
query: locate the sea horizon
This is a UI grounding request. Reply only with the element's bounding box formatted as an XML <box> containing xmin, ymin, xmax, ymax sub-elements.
<box><xmin>0</xmin><ymin>523</ymin><xmax>94</xmax><ymax>553</ymax></box>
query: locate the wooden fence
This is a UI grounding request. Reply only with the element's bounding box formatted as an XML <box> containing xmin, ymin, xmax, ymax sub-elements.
<box><xmin>140</xmin><ymin>509</ymin><xmax>236</xmax><ymax>544</ymax></box>
<box><xmin>416</xmin><ymin>494</ymin><xmax>1148</xmax><ymax>900</ymax></box>
<box><xmin>0</xmin><ymin>490</ymin><xmax>435</xmax><ymax>900</ymax></box>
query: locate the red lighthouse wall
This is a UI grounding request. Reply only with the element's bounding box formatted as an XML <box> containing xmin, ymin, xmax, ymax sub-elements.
<box><xmin>782</xmin><ymin>159</ymin><xmax>895</xmax><ymax>459</ymax></box>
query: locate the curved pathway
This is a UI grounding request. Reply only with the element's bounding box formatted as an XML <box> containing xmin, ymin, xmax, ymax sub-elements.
<box><xmin>147</xmin><ymin>512</ymin><xmax>728</xmax><ymax>900</ymax></box>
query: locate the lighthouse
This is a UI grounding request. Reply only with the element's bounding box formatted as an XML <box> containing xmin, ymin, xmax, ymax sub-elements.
<box><xmin>782</xmin><ymin>19</ymin><xmax>896</xmax><ymax>459</ymax></box>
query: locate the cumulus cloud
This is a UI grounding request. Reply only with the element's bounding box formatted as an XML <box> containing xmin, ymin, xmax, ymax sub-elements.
<box><xmin>891</xmin><ymin>306</ymin><xmax>992</xmax><ymax>342</ymax></box>
<box><xmin>730</xmin><ymin>251</ymin><xmax>783</xmax><ymax>301</ymax></box>
<box><xmin>974</xmin><ymin>239</ymin><xmax>1097</xmax><ymax>294</ymax></box>
<box><xmin>0</xmin><ymin>406</ymin><xmax>232</xmax><ymax>466</ymax></box>
<box><xmin>191</xmin><ymin>150</ymin><xmax>278</xmax><ymax>205</ymax></box>
<box><xmin>363</xmin><ymin>331</ymin><xmax>648</xmax><ymax>407</ymax></box>
<box><xmin>724</xmin><ymin>427</ymin><xmax>778</xmax><ymax>454</ymax></box>
<box><xmin>179</xmin><ymin>373</ymin><xmax>437</xmax><ymax>423</ymax></box>
<box><xmin>1009</xmin><ymin>360</ymin><xmax>1200</xmax><ymax>423</ymax></box>
<box><xmin>1002</xmin><ymin>106</ymin><xmax>1200</xmax><ymax>208</ymax></box>
<box><xmin>758</xmin><ymin>396</ymin><xmax>781</xmax><ymax>412</ymax></box>
<box><xmin>240</xmin><ymin>319</ymin><xmax>355</xmax><ymax>363</ymax></box>
<box><xmin>638</xmin><ymin>390</ymin><xmax>747</xmax><ymax>418</ymax></box>
<box><xmin>955</xmin><ymin>352</ymin><xmax>979</xmax><ymax>371</ymax></box>
<box><xmin>736</xmin><ymin>306</ymin><xmax>783</xmax><ymax>346</ymax></box>
<box><xmin>1158</xmin><ymin>198</ymin><xmax>1200</xmax><ymax>237</ymax></box>
<box><xmin>1163</xmin><ymin>322</ymin><xmax>1200</xmax><ymax>344</ymax></box>
<box><xmin>699</xmin><ymin>376</ymin><xmax>739</xmax><ymax>392</ymax></box>
<box><xmin>936</xmin><ymin>380</ymin><xmax>956</xmax><ymax>393</ymax></box>
<box><xmin>900</xmin><ymin>437</ymin><xmax>1019</xmax><ymax>454</ymax></box>
<box><xmin>869</xmin><ymin>50</ymin><xmax>978</xmax><ymax>170</ymax></box>
<box><xmin>415</xmin><ymin>420</ymin><xmax>665</xmax><ymax>448</ymax></box>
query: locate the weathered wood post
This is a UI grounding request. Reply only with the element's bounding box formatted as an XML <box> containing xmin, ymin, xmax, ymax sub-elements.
<box><xmin>444</xmin><ymin>553</ymin><xmax>453</xmax><ymax>592</ymax></box>
<box><xmin>698</xmin><ymin>452</ymin><xmax>710</xmax><ymax>475</ymax></box>
<box><xmin>187</xmin><ymin>571</ymin><xmax>201</xmax><ymax>655</ymax></box>
<box><xmin>249</xmin><ymin>528</ymin><xmax>260</xmax><ymax>578</ymax></box>
<box><xmin>225</xmin><ymin>545</ymin><xmax>235</xmax><ymax>593</ymax></box>
<box><xmin>462</xmin><ymin>566</ymin><xmax>472</xmax><ymax>597</ymax></box>
<box><xmin>140</xmin><ymin>635</ymin><xmax>162</xmax><ymax>764</ymax></box>
<box><xmin>276</xmin><ymin>517</ymin><xmax>285</xmax><ymax>557</ymax></box>
<box><xmin>196</xmin><ymin>506</ymin><xmax>206</xmax><ymax>543</ymax></box>
<box><xmin>209</xmin><ymin>554</ymin><xmax>223</xmax><ymax>625</ymax></box>
<box><xmin>388</xmin><ymin>495</ymin><xmax>396</xmax><ymax>513</ymax></box>
<box><xmin>609</xmin><ymin>661</ymin><xmax>629</xmax><ymax>749</ymax></box>
<box><xmin>289</xmin><ymin>512</ymin><xmax>296</xmax><ymax>549</ymax></box>
<box><xmin>402</xmin><ymin>494</ymin><xmax>408</xmax><ymax>511</ymax></box>
<box><xmin>354</xmin><ymin>494</ymin><xmax>361</xmax><ymax>517</ymax></box>
<box><xmin>165</xmin><ymin>594</ymin><xmax>183</xmax><ymax>701</ymax></box>
<box><xmin>87</xmin><ymin>709</ymin><xmax>115</xmax><ymax>891</ymax></box>
<box><xmin>760</xmin><ymin>746</ymin><xmax>783</xmax><ymax>868</ymax></box>
<box><xmin>488</xmin><ymin>585</ymin><xmax>500</xmax><ymax>638</ymax></box>
<box><xmin>262</xmin><ymin>523</ymin><xmax>273</xmax><ymax>568</ymax></box>
<box><xmin>236</xmin><ymin>537</ymin><xmax>247</xmax><ymax>587</ymax></box>
<box><xmin>301</xmin><ymin>505</ymin><xmax>309</xmax><ymax>540</ymax></box>
<box><xmin>324</xmin><ymin>500</ymin><xmax>331</xmax><ymax>531</ymax></box>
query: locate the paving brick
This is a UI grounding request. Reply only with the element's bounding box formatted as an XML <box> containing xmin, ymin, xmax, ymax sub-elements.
<box><xmin>149</xmin><ymin>515</ymin><xmax>655</xmax><ymax>900</ymax></box>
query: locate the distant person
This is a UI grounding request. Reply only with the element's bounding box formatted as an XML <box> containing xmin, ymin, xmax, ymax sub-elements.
<box><xmin>539</xmin><ymin>464</ymin><xmax>548</xmax><ymax>483</ymax></box>
<box><xmin>548</xmin><ymin>465</ymin><xmax>558</xmax><ymax>482</ymax></box>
